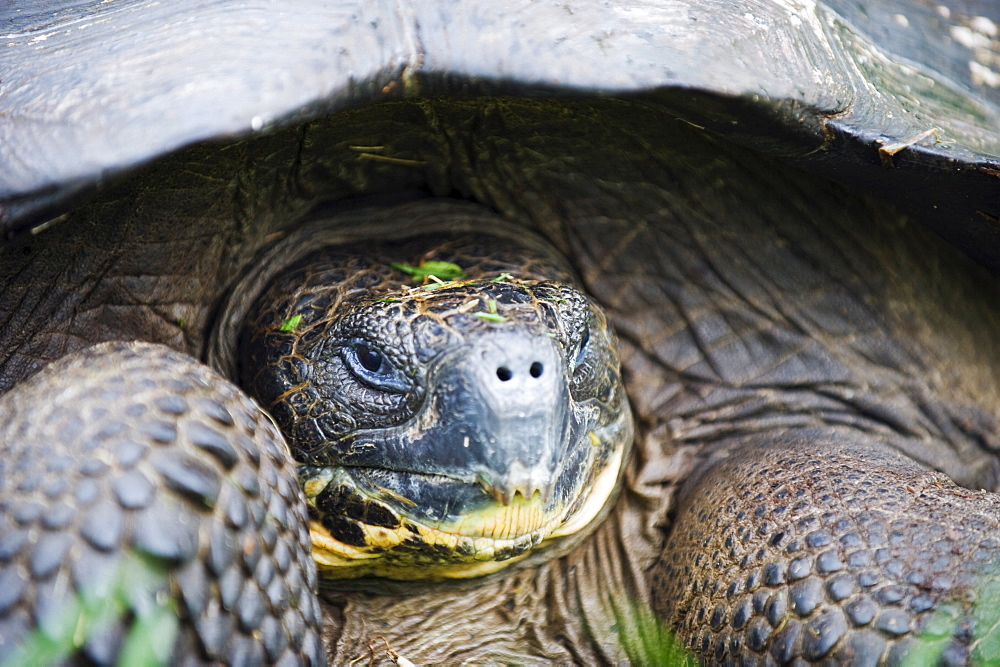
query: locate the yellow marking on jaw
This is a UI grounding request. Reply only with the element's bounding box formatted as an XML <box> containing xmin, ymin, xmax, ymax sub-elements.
<box><xmin>309</xmin><ymin>493</ymin><xmax>557</xmax><ymax>566</ymax></box>
<box><xmin>310</xmin><ymin>502</ymin><xmax>544</xmax><ymax>579</ymax></box>
<box><xmin>307</xmin><ymin>426</ymin><xmax>627</xmax><ymax>580</ymax></box>
<box><xmin>550</xmin><ymin>443</ymin><xmax>624</xmax><ymax>539</ymax></box>
<box><xmin>452</xmin><ymin>491</ymin><xmax>547</xmax><ymax>541</ymax></box>
<box><xmin>303</xmin><ymin>468</ymin><xmax>335</xmax><ymax>499</ymax></box>
<box><xmin>310</xmin><ymin>521</ymin><xmax>380</xmax><ymax>567</ymax></box>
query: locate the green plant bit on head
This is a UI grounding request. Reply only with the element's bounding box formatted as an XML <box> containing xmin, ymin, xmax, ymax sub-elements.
<box><xmin>492</xmin><ymin>273</ymin><xmax>515</xmax><ymax>282</ymax></box>
<box><xmin>279</xmin><ymin>315</ymin><xmax>303</xmax><ymax>331</ymax></box>
<box><xmin>473</xmin><ymin>312</ymin><xmax>508</xmax><ymax>322</ymax></box>
<box><xmin>390</xmin><ymin>260</ymin><xmax>465</xmax><ymax>282</ymax></box>
<box><xmin>472</xmin><ymin>297</ymin><xmax>509</xmax><ymax>321</ymax></box>
<box><xmin>415</xmin><ymin>280</ymin><xmax>458</xmax><ymax>292</ymax></box>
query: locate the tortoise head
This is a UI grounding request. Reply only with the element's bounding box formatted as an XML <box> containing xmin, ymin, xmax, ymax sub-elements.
<box><xmin>238</xmin><ymin>232</ymin><xmax>632</xmax><ymax>581</ymax></box>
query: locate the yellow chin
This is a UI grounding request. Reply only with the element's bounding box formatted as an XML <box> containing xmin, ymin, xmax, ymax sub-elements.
<box><xmin>310</xmin><ymin>444</ymin><xmax>625</xmax><ymax>581</ymax></box>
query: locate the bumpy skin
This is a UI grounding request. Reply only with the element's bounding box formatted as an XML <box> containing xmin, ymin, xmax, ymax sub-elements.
<box><xmin>655</xmin><ymin>435</ymin><xmax>1000</xmax><ymax>663</ymax></box>
<box><xmin>238</xmin><ymin>232</ymin><xmax>576</xmax><ymax>464</ymax></box>
<box><xmin>0</xmin><ymin>342</ymin><xmax>323</xmax><ymax>664</ymax></box>
<box><xmin>1</xmin><ymin>100</ymin><xmax>1000</xmax><ymax>663</ymax></box>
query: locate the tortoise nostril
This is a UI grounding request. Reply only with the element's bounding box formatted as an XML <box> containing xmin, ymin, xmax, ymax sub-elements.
<box><xmin>530</xmin><ymin>362</ymin><xmax>543</xmax><ymax>378</ymax></box>
<box><xmin>497</xmin><ymin>366</ymin><xmax>513</xmax><ymax>381</ymax></box>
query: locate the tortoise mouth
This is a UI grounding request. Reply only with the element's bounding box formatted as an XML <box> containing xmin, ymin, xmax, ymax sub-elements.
<box><xmin>302</xmin><ymin>442</ymin><xmax>626</xmax><ymax>581</ymax></box>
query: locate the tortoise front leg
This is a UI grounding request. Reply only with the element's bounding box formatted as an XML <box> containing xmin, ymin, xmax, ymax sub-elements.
<box><xmin>0</xmin><ymin>341</ymin><xmax>324</xmax><ymax>664</ymax></box>
<box><xmin>655</xmin><ymin>431</ymin><xmax>1000</xmax><ymax>664</ymax></box>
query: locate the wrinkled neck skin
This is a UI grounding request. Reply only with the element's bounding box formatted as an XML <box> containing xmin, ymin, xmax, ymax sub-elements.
<box><xmin>2</xmin><ymin>99</ymin><xmax>999</xmax><ymax>663</ymax></box>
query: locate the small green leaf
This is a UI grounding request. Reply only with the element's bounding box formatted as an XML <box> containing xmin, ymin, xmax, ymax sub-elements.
<box><xmin>902</xmin><ymin>565</ymin><xmax>1000</xmax><ymax>667</ymax></box>
<box><xmin>118</xmin><ymin>602</ymin><xmax>179</xmax><ymax>667</ymax></box>
<box><xmin>391</xmin><ymin>261</ymin><xmax>465</xmax><ymax>280</ymax></box>
<box><xmin>473</xmin><ymin>312</ymin><xmax>508</xmax><ymax>322</ymax></box>
<box><xmin>279</xmin><ymin>315</ymin><xmax>303</xmax><ymax>332</ymax></box>
<box><xmin>492</xmin><ymin>273</ymin><xmax>515</xmax><ymax>282</ymax></box>
<box><xmin>421</xmin><ymin>261</ymin><xmax>465</xmax><ymax>278</ymax></box>
<box><xmin>2</xmin><ymin>552</ymin><xmax>174</xmax><ymax>667</ymax></box>
<box><xmin>487</xmin><ymin>299</ymin><xmax>498</xmax><ymax>314</ymax></box>
<box><xmin>417</xmin><ymin>280</ymin><xmax>457</xmax><ymax>292</ymax></box>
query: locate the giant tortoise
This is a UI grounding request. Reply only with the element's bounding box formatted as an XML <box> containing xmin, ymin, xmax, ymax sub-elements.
<box><xmin>1</xmin><ymin>0</ymin><xmax>1000</xmax><ymax>664</ymax></box>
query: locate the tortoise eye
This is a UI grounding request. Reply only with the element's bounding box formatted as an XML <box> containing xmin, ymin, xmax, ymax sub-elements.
<box><xmin>343</xmin><ymin>342</ymin><xmax>408</xmax><ymax>393</ymax></box>
<box><xmin>574</xmin><ymin>326</ymin><xmax>591</xmax><ymax>369</ymax></box>
<box><xmin>357</xmin><ymin>345</ymin><xmax>384</xmax><ymax>373</ymax></box>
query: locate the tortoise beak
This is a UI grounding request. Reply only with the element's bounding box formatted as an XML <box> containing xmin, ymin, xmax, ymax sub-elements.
<box><xmin>452</xmin><ymin>330</ymin><xmax>569</xmax><ymax>505</ymax></box>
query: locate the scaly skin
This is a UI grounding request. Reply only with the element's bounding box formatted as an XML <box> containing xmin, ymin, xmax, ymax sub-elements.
<box><xmin>655</xmin><ymin>435</ymin><xmax>1000</xmax><ymax>663</ymax></box>
<box><xmin>0</xmin><ymin>342</ymin><xmax>323</xmax><ymax>663</ymax></box>
<box><xmin>1</xmin><ymin>99</ymin><xmax>999</xmax><ymax>663</ymax></box>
